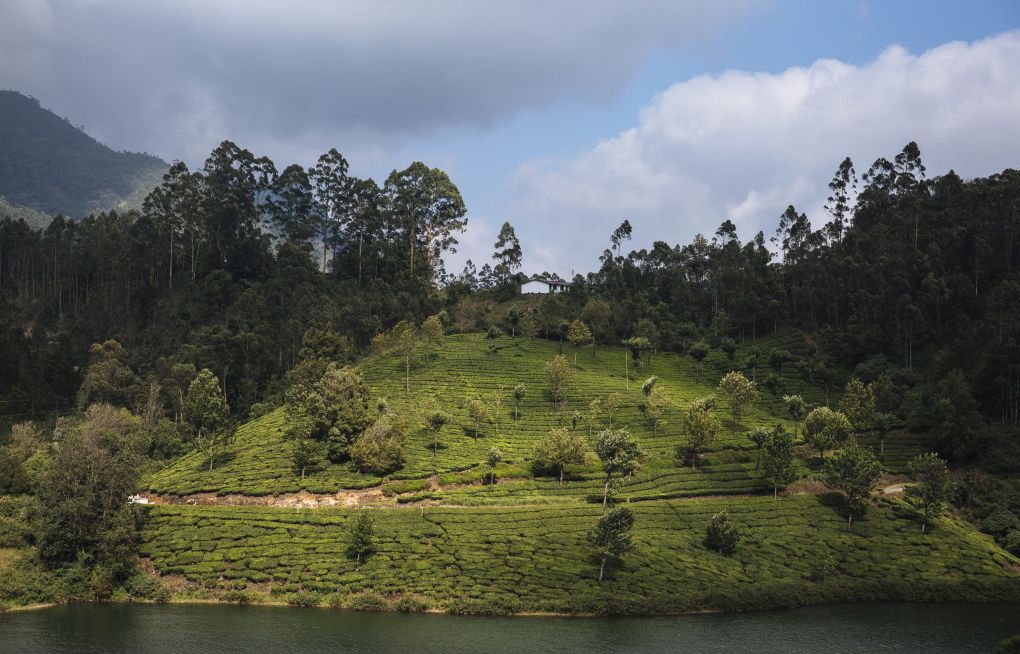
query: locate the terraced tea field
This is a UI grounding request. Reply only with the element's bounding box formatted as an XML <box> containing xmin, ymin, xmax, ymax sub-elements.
<box><xmin>139</xmin><ymin>495</ymin><xmax>1020</xmax><ymax>613</ymax></box>
<box><xmin>145</xmin><ymin>333</ymin><xmax>844</xmax><ymax>496</ymax></box>
<box><xmin>134</xmin><ymin>332</ymin><xmax>1020</xmax><ymax>614</ymax></box>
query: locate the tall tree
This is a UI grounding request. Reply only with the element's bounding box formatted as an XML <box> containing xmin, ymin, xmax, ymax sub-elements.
<box><xmin>309</xmin><ymin>148</ymin><xmax>352</xmax><ymax>271</ymax></box>
<box><xmin>587</xmin><ymin>506</ymin><xmax>634</xmax><ymax>582</ymax></box>
<box><xmin>905</xmin><ymin>452</ymin><xmax>952</xmax><ymax>533</ymax></box>
<box><xmin>492</xmin><ymin>221</ymin><xmax>523</xmax><ymax>284</ymax></box>
<box><xmin>384</xmin><ymin>162</ymin><xmax>467</xmax><ymax>283</ymax></box>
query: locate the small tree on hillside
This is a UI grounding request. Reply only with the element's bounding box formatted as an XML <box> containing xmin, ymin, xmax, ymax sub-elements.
<box><xmin>906</xmin><ymin>452</ymin><xmax>952</xmax><ymax>533</ymax></box>
<box><xmin>645</xmin><ymin>385</ymin><xmax>669</xmax><ymax>436</ymax></box>
<box><xmin>593</xmin><ymin>428</ymin><xmax>643</xmax><ymax>507</ymax></box>
<box><xmin>704</xmin><ymin>511</ymin><xmax>741</xmax><ymax>554</ymax></box>
<box><xmin>750</xmin><ymin>427</ymin><xmax>768</xmax><ymax>471</ymax></box>
<box><xmin>718</xmin><ymin>371</ymin><xmax>758</xmax><ymax>435</ymax></box>
<box><xmin>426</xmin><ymin>410</ymin><xmax>450</xmax><ymax>466</ymax></box>
<box><xmin>534</xmin><ymin>427</ymin><xmax>588</xmax><ymax>485</ymax></box>
<box><xmin>804</xmin><ymin>406</ymin><xmax>853</xmax><ymax>460</ymax></box>
<box><xmin>581</xmin><ymin>299</ymin><xmax>612</xmax><ymax>357</ymax></box>
<box><xmin>587</xmin><ymin>397</ymin><xmax>602</xmax><ymax>437</ymax></box>
<box><xmin>378</xmin><ymin>320</ymin><xmax>419</xmax><ymax>393</ymax></box>
<box><xmin>824</xmin><ymin>440</ymin><xmax>882</xmax><ymax>528</ymax></box>
<box><xmin>420</xmin><ymin>314</ymin><xmax>444</xmax><ymax>355</ymax></box>
<box><xmin>761</xmin><ymin>424</ymin><xmax>796</xmax><ymax>498</ymax></box>
<box><xmin>512</xmin><ymin>383</ymin><xmax>526</xmax><ymax>421</ymax></box>
<box><xmin>842</xmin><ymin>378</ymin><xmax>876</xmax><ymax>434</ymax></box>
<box><xmin>689</xmin><ymin>340</ymin><xmax>710</xmax><ymax>381</ymax></box>
<box><xmin>783</xmin><ymin>394</ymin><xmax>807</xmax><ymax>437</ymax></box>
<box><xmin>292</xmin><ymin>436</ymin><xmax>322</xmax><ymax>481</ymax></box>
<box><xmin>346</xmin><ymin>511</ymin><xmax>375</xmax><ymax>565</ymax></box>
<box><xmin>641</xmin><ymin>376</ymin><xmax>658</xmax><ymax>400</ymax></box>
<box><xmin>184</xmin><ymin>369</ymin><xmax>232</xmax><ymax>471</ymax></box>
<box><xmin>490</xmin><ymin>386</ymin><xmax>505</xmax><ymax>438</ymax></box>
<box><xmin>587</xmin><ymin>507</ymin><xmax>634</xmax><ymax>582</ymax></box>
<box><xmin>681</xmin><ymin>397</ymin><xmax>720</xmax><ymax>470</ymax></box>
<box><xmin>486</xmin><ymin>446</ymin><xmax>502</xmax><ymax>485</ymax></box>
<box><xmin>466</xmin><ymin>397</ymin><xmax>488</xmax><ymax>439</ymax></box>
<box><xmin>567</xmin><ymin>320</ymin><xmax>593</xmax><ymax>367</ymax></box>
<box><xmin>603</xmin><ymin>392</ymin><xmax>622</xmax><ymax>428</ymax></box>
<box><xmin>545</xmin><ymin>355</ymin><xmax>573</xmax><ymax>402</ymax></box>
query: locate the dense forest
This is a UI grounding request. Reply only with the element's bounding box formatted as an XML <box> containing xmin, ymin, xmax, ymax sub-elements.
<box><xmin>0</xmin><ymin>90</ymin><xmax>168</xmax><ymax>217</ymax></box>
<box><xmin>0</xmin><ymin>140</ymin><xmax>1018</xmax><ymax>472</ymax></box>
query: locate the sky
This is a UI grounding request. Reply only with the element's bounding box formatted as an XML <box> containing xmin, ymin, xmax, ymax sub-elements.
<box><xmin>2</xmin><ymin>0</ymin><xmax>1019</xmax><ymax>276</ymax></box>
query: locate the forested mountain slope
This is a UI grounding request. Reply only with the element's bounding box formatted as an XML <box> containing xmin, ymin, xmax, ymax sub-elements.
<box><xmin>0</xmin><ymin>90</ymin><xmax>167</xmax><ymax>217</ymax></box>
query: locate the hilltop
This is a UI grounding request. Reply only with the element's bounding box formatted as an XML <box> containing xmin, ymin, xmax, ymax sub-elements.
<box><xmin>0</xmin><ymin>90</ymin><xmax>168</xmax><ymax>218</ymax></box>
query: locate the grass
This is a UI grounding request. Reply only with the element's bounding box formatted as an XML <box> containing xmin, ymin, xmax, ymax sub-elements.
<box><xmin>144</xmin><ymin>332</ymin><xmax>845</xmax><ymax>496</ymax></box>
<box><xmin>138</xmin><ymin>495</ymin><xmax>1020</xmax><ymax>614</ymax></box>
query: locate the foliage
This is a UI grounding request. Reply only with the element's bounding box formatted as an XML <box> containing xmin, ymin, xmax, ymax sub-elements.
<box><xmin>842</xmin><ymin>378</ymin><xmax>877</xmax><ymax>433</ymax></box>
<box><xmin>761</xmin><ymin>425</ymin><xmax>796</xmax><ymax>497</ymax></box>
<box><xmin>825</xmin><ymin>440</ymin><xmax>883</xmax><ymax>528</ymax></box>
<box><xmin>593</xmin><ymin>429</ymin><xmax>643</xmax><ymax>506</ymax></box>
<box><xmin>544</xmin><ymin>355</ymin><xmax>573</xmax><ymax>402</ymax></box>
<box><xmin>587</xmin><ymin>506</ymin><xmax>635</xmax><ymax>582</ymax></box>
<box><xmin>346</xmin><ymin>511</ymin><xmax>375</xmax><ymax>564</ymax></box>
<box><xmin>804</xmin><ymin>407</ymin><xmax>853</xmax><ymax>459</ymax></box>
<box><xmin>704</xmin><ymin>511</ymin><xmax>740</xmax><ymax>554</ymax></box>
<box><xmin>718</xmin><ymin>371</ymin><xmax>758</xmax><ymax>433</ymax></box>
<box><xmin>533</xmin><ymin>428</ymin><xmax>588</xmax><ymax>484</ymax></box>
<box><xmin>349</xmin><ymin>418</ymin><xmax>405</xmax><ymax>475</ymax></box>
<box><xmin>680</xmin><ymin>397</ymin><xmax>721</xmax><ymax>469</ymax></box>
<box><xmin>35</xmin><ymin>404</ymin><xmax>146</xmax><ymax>582</ymax></box>
<box><xmin>905</xmin><ymin>452</ymin><xmax>952</xmax><ymax>533</ymax></box>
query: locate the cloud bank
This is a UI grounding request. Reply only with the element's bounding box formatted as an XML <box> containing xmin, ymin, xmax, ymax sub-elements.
<box><xmin>506</xmin><ymin>30</ymin><xmax>1020</xmax><ymax>275</ymax></box>
<box><xmin>0</xmin><ymin>0</ymin><xmax>755</xmax><ymax>168</ymax></box>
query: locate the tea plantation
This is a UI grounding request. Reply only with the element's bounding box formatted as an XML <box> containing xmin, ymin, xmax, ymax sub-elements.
<box><xmin>139</xmin><ymin>495</ymin><xmax>1020</xmax><ymax>613</ymax></box>
<box><xmin>145</xmin><ymin>333</ymin><xmax>833</xmax><ymax>496</ymax></box>
<box><xmin>136</xmin><ymin>333</ymin><xmax>1020</xmax><ymax>613</ymax></box>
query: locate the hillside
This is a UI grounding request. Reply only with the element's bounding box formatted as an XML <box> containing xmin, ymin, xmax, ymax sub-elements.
<box><xmin>0</xmin><ymin>90</ymin><xmax>168</xmax><ymax>217</ymax></box>
<box><xmin>134</xmin><ymin>333</ymin><xmax>1020</xmax><ymax>613</ymax></box>
<box><xmin>145</xmin><ymin>331</ymin><xmax>829</xmax><ymax>497</ymax></box>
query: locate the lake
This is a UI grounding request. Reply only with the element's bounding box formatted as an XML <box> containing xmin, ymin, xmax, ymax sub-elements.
<box><xmin>1</xmin><ymin>602</ymin><xmax>1017</xmax><ymax>653</ymax></box>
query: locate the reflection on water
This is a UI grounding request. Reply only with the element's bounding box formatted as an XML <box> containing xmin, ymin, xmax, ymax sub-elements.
<box><xmin>1</xmin><ymin>602</ymin><xmax>1018</xmax><ymax>653</ymax></box>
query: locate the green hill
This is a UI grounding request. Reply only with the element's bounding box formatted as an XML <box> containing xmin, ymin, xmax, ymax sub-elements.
<box><xmin>144</xmin><ymin>332</ymin><xmax>830</xmax><ymax>497</ymax></box>
<box><xmin>134</xmin><ymin>333</ymin><xmax>1020</xmax><ymax>613</ymax></box>
<box><xmin>0</xmin><ymin>90</ymin><xmax>168</xmax><ymax>217</ymax></box>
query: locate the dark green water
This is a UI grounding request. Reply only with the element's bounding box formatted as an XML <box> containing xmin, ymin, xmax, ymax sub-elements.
<box><xmin>1</xmin><ymin>602</ymin><xmax>1017</xmax><ymax>653</ymax></box>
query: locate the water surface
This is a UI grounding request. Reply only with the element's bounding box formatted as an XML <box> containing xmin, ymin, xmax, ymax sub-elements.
<box><xmin>1</xmin><ymin>602</ymin><xmax>1017</xmax><ymax>653</ymax></box>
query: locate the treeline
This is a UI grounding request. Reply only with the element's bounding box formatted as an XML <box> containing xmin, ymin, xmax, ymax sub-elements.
<box><xmin>0</xmin><ymin>140</ymin><xmax>467</xmax><ymax>419</ymax></box>
<box><xmin>1</xmin><ymin>141</ymin><xmax>1018</xmax><ymax>463</ymax></box>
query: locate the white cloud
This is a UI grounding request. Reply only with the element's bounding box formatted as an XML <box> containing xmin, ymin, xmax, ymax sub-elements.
<box><xmin>502</xmin><ymin>30</ymin><xmax>1020</xmax><ymax>276</ymax></box>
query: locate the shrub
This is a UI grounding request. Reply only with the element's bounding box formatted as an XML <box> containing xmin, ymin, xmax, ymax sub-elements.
<box><xmin>124</xmin><ymin>574</ymin><xmax>171</xmax><ymax>603</ymax></box>
<box><xmin>395</xmin><ymin>594</ymin><xmax>431</xmax><ymax>612</ymax></box>
<box><xmin>349</xmin><ymin>419</ymin><xmax>404</xmax><ymax>475</ymax></box>
<box><xmin>221</xmin><ymin>589</ymin><xmax>261</xmax><ymax>605</ymax></box>
<box><xmin>704</xmin><ymin>511</ymin><xmax>740</xmax><ymax>555</ymax></box>
<box><xmin>346</xmin><ymin>591</ymin><xmax>388</xmax><ymax>611</ymax></box>
<box><xmin>283</xmin><ymin>590</ymin><xmax>321</xmax><ymax>607</ymax></box>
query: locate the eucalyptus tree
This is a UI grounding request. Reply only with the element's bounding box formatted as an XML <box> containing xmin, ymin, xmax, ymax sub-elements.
<box><xmin>593</xmin><ymin>428</ymin><xmax>643</xmax><ymax>507</ymax></box>
<box><xmin>384</xmin><ymin>162</ymin><xmax>466</xmax><ymax>283</ymax></box>
<box><xmin>309</xmin><ymin>148</ymin><xmax>352</xmax><ymax>271</ymax></box>
<box><xmin>492</xmin><ymin>221</ymin><xmax>523</xmax><ymax>284</ymax></box>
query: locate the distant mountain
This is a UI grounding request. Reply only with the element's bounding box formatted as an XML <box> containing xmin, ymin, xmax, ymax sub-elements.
<box><xmin>0</xmin><ymin>90</ymin><xmax>169</xmax><ymax>218</ymax></box>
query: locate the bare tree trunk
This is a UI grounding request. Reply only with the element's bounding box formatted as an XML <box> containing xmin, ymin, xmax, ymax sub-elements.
<box><xmin>598</xmin><ymin>556</ymin><xmax>606</xmax><ymax>582</ymax></box>
<box><xmin>602</xmin><ymin>479</ymin><xmax>610</xmax><ymax>508</ymax></box>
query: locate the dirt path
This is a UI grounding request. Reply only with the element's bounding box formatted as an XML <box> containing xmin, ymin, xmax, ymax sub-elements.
<box><xmin>141</xmin><ymin>476</ymin><xmax>914</xmax><ymax>509</ymax></box>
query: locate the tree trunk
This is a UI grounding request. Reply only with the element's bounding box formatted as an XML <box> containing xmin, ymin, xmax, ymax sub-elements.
<box><xmin>405</xmin><ymin>355</ymin><xmax>410</xmax><ymax>393</ymax></box>
<box><xmin>598</xmin><ymin>555</ymin><xmax>606</xmax><ymax>583</ymax></box>
<box><xmin>602</xmin><ymin>479</ymin><xmax>610</xmax><ymax>508</ymax></box>
<box><xmin>559</xmin><ymin>466</ymin><xmax>565</xmax><ymax>486</ymax></box>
